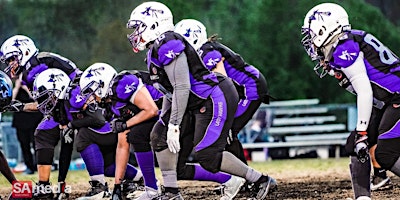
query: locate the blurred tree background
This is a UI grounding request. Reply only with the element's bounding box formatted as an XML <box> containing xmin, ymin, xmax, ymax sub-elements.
<box><xmin>0</xmin><ymin>0</ymin><xmax>399</xmax><ymax>104</ymax></box>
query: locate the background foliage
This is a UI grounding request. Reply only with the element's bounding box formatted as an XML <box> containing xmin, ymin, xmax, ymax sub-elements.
<box><xmin>0</xmin><ymin>0</ymin><xmax>399</xmax><ymax>103</ymax></box>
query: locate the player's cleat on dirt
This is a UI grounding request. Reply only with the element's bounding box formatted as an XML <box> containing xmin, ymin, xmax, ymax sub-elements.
<box><xmin>32</xmin><ymin>182</ymin><xmax>54</xmax><ymax>200</ymax></box>
<box><xmin>356</xmin><ymin>196</ymin><xmax>371</xmax><ymax>200</ymax></box>
<box><xmin>55</xmin><ymin>182</ymin><xmax>69</xmax><ymax>200</ymax></box>
<box><xmin>220</xmin><ymin>175</ymin><xmax>246</xmax><ymax>200</ymax></box>
<box><xmin>252</xmin><ymin>175</ymin><xmax>277</xmax><ymax>199</ymax></box>
<box><xmin>370</xmin><ymin>175</ymin><xmax>393</xmax><ymax>191</ymax></box>
<box><xmin>122</xmin><ymin>178</ymin><xmax>144</xmax><ymax>198</ymax></box>
<box><xmin>154</xmin><ymin>191</ymin><xmax>183</xmax><ymax>200</ymax></box>
<box><xmin>77</xmin><ymin>181</ymin><xmax>111</xmax><ymax>200</ymax></box>
<box><xmin>133</xmin><ymin>186</ymin><xmax>160</xmax><ymax>200</ymax></box>
<box><xmin>239</xmin><ymin>181</ymin><xmax>254</xmax><ymax>194</ymax></box>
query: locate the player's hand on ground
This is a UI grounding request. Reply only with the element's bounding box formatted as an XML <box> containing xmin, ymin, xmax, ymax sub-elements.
<box><xmin>167</xmin><ymin>123</ymin><xmax>180</xmax><ymax>153</ymax></box>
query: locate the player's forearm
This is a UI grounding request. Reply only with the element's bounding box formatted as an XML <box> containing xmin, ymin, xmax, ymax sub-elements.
<box><xmin>23</xmin><ymin>102</ymin><xmax>39</xmax><ymax>112</ymax></box>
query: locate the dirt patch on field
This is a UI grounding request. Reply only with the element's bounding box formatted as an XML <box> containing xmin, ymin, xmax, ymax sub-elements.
<box><xmin>1</xmin><ymin>170</ymin><xmax>398</xmax><ymax>199</ymax></box>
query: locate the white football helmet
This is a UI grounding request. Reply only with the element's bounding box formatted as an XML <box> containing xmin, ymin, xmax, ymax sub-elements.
<box><xmin>0</xmin><ymin>35</ymin><xmax>38</xmax><ymax>76</ymax></box>
<box><xmin>174</xmin><ymin>19</ymin><xmax>207</xmax><ymax>50</ymax></box>
<box><xmin>301</xmin><ymin>3</ymin><xmax>350</xmax><ymax>60</ymax></box>
<box><xmin>79</xmin><ymin>62</ymin><xmax>117</xmax><ymax>99</ymax></box>
<box><xmin>32</xmin><ymin>68</ymin><xmax>71</xmax><ymax>115</ymax></box>
<box><xmin>126</xmin><ymin>1</ymin><xmax>174</xmax><ymax>52</ymax></box>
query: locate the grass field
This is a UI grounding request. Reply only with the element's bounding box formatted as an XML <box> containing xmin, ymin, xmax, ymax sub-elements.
<box><xmin>0</xmin><ymin>158</ymin><xmax>351</xmax><ymax>192</ymax></box>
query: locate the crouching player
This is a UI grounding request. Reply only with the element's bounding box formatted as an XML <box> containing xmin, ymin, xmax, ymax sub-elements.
<box><xmin>77</xmin><ymin>63</ymin><xmax>144</xmax><ymax>199</ymax></box>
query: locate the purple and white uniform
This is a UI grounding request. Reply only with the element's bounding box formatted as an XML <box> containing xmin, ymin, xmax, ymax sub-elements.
<box><xmin>199</xmin><ymin>42</ymin><xmax>268</xmax><ymax>102</ymax></box>
<box><xmin>329</xmin><ymin>30</ymin><xmax>400</xmax><ymax>140</ymax></box>
<box><xmin>198</xmin><ymin>41</ymin><xmax>269</xmax><ymax>141</ymax></box>
<box><xmin>21</xmin><ymin>52</ymin><xmax>81</xmax><ymax>130</ymax></box>
<box><xmin>148</xmin><ymin>31</ymin><xmax>239</xmax><ymax>172</ymax></box>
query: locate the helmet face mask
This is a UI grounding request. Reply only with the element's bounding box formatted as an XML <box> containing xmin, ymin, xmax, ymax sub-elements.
<box><xmin>35</xmin><ymin>88</ymin><xmax>62</xmax><ymax>115</ymax></box>
<box><xmin>126</xmin><ymin>1</ymin><xmax>174</xmax><ymax>53</ymax></box>
<box><xmin>32</xmin><ymin>69</ymin><xmax>71</xmax><ymax>115</ymax></box>
<box><xmin>4</xmin><ymin>55</ymin><xmax>23</xmax><ymax>77</ymax></box>
<box><xmin>127</xmin><ymin>20</ymin><xmax>148</xmax><ymax>52</ymax></box>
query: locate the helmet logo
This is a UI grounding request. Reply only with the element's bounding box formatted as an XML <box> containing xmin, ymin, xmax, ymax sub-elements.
<box><xmin>309</xmin><ymin>10</ymin><xmax>331</xmax><ymax>22</ymax></box>
<box><xmin>183</xmin><ymin>27</ymin><xmax>202</xmax><ymax>38</ymax></box>
<box><xmin>141</xmin><ymin>6</ymin><xmax>164</xmax><ymax>17</ymax></box>
<box><xmin>85</xmin><ymin>66</ymin><xmax>105</xmax><ymax>78</ymax></box>
<box><xmin>47</xmin><ymin>73</ymin><xmax>66</xmax><ymax>83</ymax></box>
<box><xmin>13</xmin><ymin>38</ymin><xmax>30</xmax><ymax>48</ymax></box>
<box><xmin>183</xmin><ymin>28</ymin><xmax>192</xmax><ymax>37</ymax></box>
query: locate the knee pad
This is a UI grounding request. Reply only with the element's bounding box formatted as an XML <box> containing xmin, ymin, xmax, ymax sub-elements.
<box><xmin>177</xmin><ymin>163</ymin><xmax>195</xmax><ymax>180</ymax></box>
<box><xmin>375</xmin><ymin>146</ymin><xmax>398</xmax><ymax>169</ymax></box>
<box><xmin>131</xmin><ymin>142</ymin><xmax>152</xmax><ymax>152</ymax></box>
<box><xmin>37</xmin><ymin>148</ymin><xmax>54</xmax><ymax>165</ymax></box>
<box><xmin>195</xmin><ymin>148</ymin><xmax>223</xmax><ymax>173</ymax></box>
<box><xmin>129</xmin><ymin>132</ymin><xmax>152</xmax><ymax>152</ymax></box>
<box><xmin>150</xmin><ymin>122</ymin><xmax>168</xmax><ymax>152</ymax></box>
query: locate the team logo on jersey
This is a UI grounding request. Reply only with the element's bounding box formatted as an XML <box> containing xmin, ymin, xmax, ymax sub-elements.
<box><xmin>124</xmin><ymin>82</ymin><xmax>137</xmax><ymax>94</ymax></box>
<box><xmin>141</xmin><ymin>6</ymin><xmax>164</xmax><ymax>18</ymax></box>
<box><xmin>206</xmin><ymin>58</ymin><xmax>221</xmax><ymax>67</ymax></box>
<box><xmin>309</xmin><ymin>10</ymin><xmax>331</xmax><ymax>22</ymax></box>
<box><xmin>338</xmin><ymin>50</ymin><xmax>357</xmax><ymax>61</ymax></box>
<box><xmin>165</xmin><ymin>50</ymin><xmax>180</xmax><ymax>59</ymax></box>
<box><xmin>74</xmin><ymin>94</ymin><xmax>84</xmax><ymax>103</ymax></box>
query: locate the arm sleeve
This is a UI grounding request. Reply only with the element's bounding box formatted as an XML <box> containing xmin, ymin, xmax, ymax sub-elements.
<box><xmin>164</xmin><ymin>52</ymin><xmax>190</xmax><ymax>126</ymax></box>
<box><xmin>129</xmin><ymin>79</ymin><xmax>144</xmax><ymax>103</ymax></box>
<box><xmin>341</xmin><ymin>52</ymin><xmax>372</xmax><ymax>131</ymax></box>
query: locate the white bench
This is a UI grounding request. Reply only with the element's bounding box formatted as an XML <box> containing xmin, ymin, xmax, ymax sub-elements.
<box><xmin>240</xmin><ymin>99</ymin><xmax>354</xmax><ymax>160</ymax></box>
<box><xmin>268</xmin><ymin>124</ymin><xmax>346</xmax><ymax>136</ymax></box>
<box><xmin>272</xmin><ymin>116</ymin><xmax>337</xmax><ymax>126</ymax></box>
